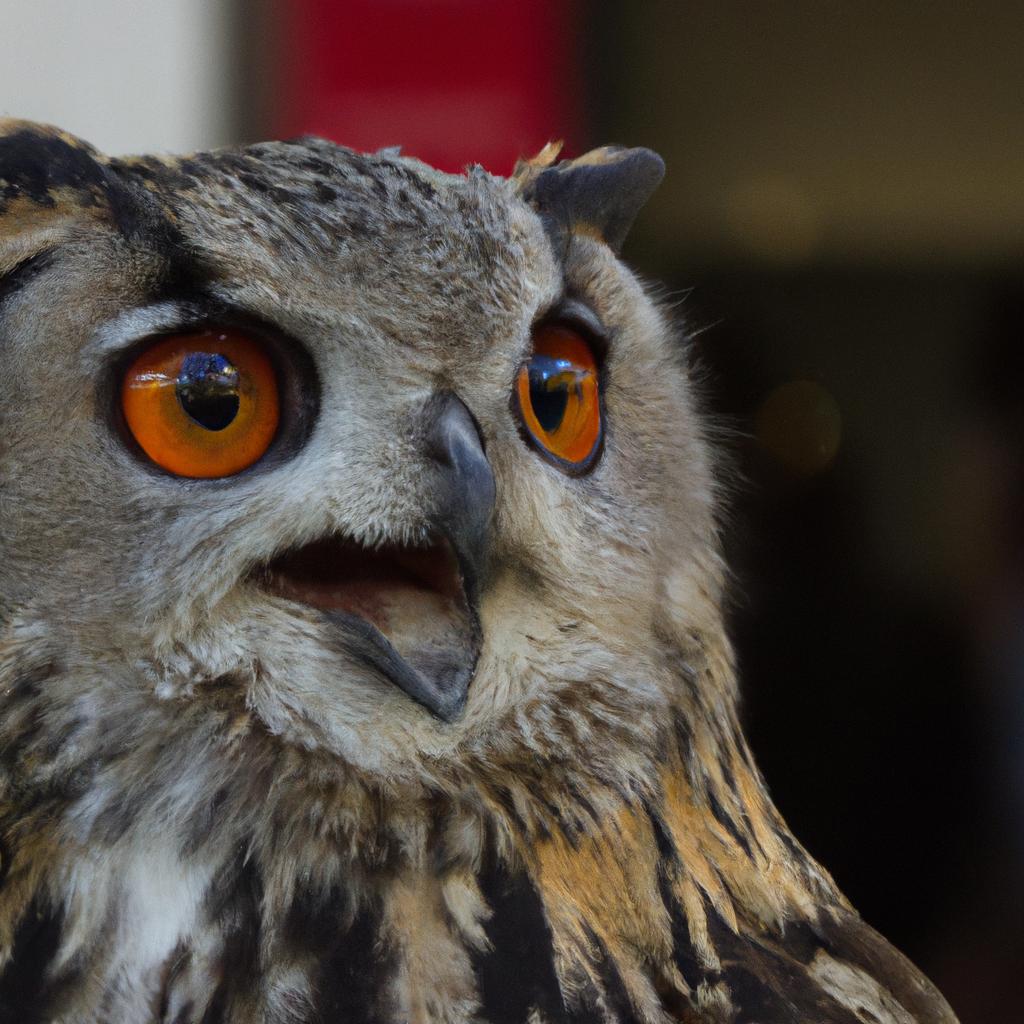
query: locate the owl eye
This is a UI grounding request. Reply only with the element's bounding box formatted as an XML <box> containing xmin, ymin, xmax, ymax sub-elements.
<box><xmin>121</xmin><ymin>329</ymin><xmax>280</xmax><ymax>478</ymax></box>
<box><xmin>514</xmin><ymin>324</ymin><xmax>602</xmax><ymax>473</ymax></box>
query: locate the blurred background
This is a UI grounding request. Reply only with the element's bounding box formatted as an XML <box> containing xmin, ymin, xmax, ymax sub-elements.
<box><xmin>2</xmin><ymin>2</ymin><xmax>1019</xmax><ymax>1020</ymax></box>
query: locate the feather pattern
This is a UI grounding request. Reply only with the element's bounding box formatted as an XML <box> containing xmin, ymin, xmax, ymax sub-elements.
<box><xmin>0</xmin><ymin>627</ymin><xmax>956</xmax><ymax>1023</ymax></box>
<box><xmin>0</xmin><ymin>122</ymin><xmax>958</xmax><ymax>1023</ymax></box>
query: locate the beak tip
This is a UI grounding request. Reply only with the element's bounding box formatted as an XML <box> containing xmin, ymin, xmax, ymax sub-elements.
<box><xmin>433</xmin><ymin>693</ymin><xmax>468</xmax><ymax>724</ymax></box>
<box><xmin>415</xmin><ymin>655</ymin><xmax>474</xmax><ymax>723</ymax></box>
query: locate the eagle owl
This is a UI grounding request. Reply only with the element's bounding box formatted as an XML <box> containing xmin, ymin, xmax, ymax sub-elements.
<box><xmin>0</xmin><ymin>121</ymin><xmax>957</xmax><ymax>1024</ymax></box>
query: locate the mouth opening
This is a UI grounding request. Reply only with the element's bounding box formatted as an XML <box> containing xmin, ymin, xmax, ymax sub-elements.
<box><xmin>258</xmin><ymin>534</ymin><xmax>479</xmax><ymax>721</ymax></box>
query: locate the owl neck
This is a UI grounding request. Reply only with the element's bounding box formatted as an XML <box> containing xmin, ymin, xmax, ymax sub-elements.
<box><xmin>0</xmin><ymin>630</ymin><xmax>954</xmax><ymax>1022</ymax></box>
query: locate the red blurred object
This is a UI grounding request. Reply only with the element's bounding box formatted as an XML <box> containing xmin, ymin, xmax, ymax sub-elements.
<box><xmin>272</xmin><ymin>0</ymin><xmax>582</xmax><ymax>174</ymax></box>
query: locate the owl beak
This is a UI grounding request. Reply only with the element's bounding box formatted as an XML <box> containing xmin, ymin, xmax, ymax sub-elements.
<box><xmin>386</xmin><ymin>391</ymin><xmax>493</xmax><ymax>719</ymax></box>
<box><xmin>336</xmin><ymin>393</ymin><xmax>493</xmax><ymax>722</ymax></box>
<box><xmin>422</xmin><ymin>391</ymin><xmax>495</xmax><ymax>606</ymax></box>
<box><xmin>260</xmin><ymin>393</ymin><xmax>493</xmax><ymax>723</ymax></box>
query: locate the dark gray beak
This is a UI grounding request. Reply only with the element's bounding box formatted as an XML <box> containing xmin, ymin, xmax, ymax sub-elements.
<box><xmin>423</xmin><ymin>391</ymin><xmax>496</xmax><ymax>604</ymax></box>
<box><xmin>334</xmin><ymin>393</ymin><xmax>494</xmax><ymax>722</ymax></box>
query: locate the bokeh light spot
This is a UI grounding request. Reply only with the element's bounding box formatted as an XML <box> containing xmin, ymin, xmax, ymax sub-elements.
<box><xmin>755</xmin><ymin>380</ymin><xmax>842</xmax><ymax>475</ymax></box>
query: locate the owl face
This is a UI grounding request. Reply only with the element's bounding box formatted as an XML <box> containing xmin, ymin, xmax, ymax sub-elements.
<box><xmin>0</xmin><ymin>126</ymin><xmax>715</xmax><ymax>775</ymax></box>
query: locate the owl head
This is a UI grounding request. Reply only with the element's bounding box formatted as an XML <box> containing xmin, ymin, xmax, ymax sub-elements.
<box><xmin>0</xmin><ymin>121</ymin><xmax>719</xmax><ymax>780</ymax></box>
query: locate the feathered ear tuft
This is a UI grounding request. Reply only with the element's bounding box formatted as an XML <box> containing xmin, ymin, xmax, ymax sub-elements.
<box><xmin>0</xmin><ymin>120</ymin><xmax>124</xmax><ymax>268</ymax></box>
<box><xmin>0</xmin><ymin>120</ymin><xmax>169</xmax><ymax>272</ymax></box>
<box><xmin>0</xmin><ymin>119</ymin><xmax>115</xmax><ymax>212</ymax></box>
<box><xmin>512</xmin><ymin>140</ymin><xmax>565</xmax><ymax>177</ymax></box>
<box><xmin>513</xmin><ymin>144</ymin><xmax>665</xmax><ymax>254</ymax></box>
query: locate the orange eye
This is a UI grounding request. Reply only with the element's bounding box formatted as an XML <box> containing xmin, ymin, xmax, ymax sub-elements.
<box><xmin>515</xmin><ymin>325</ymin><xmax>602</xmax><ymax>472</ymax></box>
<box><xmin>121</xmin><ymin>329</ymin><xmax>280</xmax><ymax>478</ymax></box>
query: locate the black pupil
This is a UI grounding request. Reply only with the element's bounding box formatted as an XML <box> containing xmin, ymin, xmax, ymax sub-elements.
<box><xmin>528</xmin><ymin>355</ymin><xmax>581</xmax><ymax>433</ymax></box>
<box><xmin>176</xmin><ymin>352</ymin><xmax>240</xmax><ymax>431</ymax></box>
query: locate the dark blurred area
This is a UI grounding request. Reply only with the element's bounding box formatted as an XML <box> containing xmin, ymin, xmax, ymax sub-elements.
<box><xmin>244</xmin><ymin>3</ymin><xmax>1020</xmax><ymax>1020</ymax></box>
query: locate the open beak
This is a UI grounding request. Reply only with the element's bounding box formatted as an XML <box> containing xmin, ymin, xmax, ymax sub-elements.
<box><xmin>258</xmin><ymin>393</ymin><xmax>494</xmax><ymax>721</ymax></box>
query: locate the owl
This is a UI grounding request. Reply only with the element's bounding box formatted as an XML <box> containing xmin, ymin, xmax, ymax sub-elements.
<box><xmin>0</xmin><ymin>120</ymin><xmax>957</xmax><ymax>1024</ymax></box>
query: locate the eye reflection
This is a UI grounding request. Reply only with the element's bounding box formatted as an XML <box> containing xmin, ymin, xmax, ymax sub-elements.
<box><xmin>528</xmin><ymin>356</ymin><xmax>583</xmax><ymax>432</ymax></box>
<box><xmin>176</xmin><ymin>352</ymin><xmax>241</xmax><ymax>432</ymax></box>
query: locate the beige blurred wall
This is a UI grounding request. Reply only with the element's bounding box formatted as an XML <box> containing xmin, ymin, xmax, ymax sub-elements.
<box><xmin>0</xmin><ymin>0</ymin><xmax>233</xmax><ymax>155</ymax></box>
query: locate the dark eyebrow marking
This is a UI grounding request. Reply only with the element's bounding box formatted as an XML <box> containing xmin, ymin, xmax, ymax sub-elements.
<box><xmin>553</xmin><ymin>296</ymin><xmax>608</xmax><ymax>340</ymax></box>
<box><xmin>0</xmin><ymin>250</ymin><xmax>54</xmax><ymax>310</ymax></box>
<box><xmin>532</xmin><ymin>293</ymin><xmax>611</xmax><ymax>366</ymax></box>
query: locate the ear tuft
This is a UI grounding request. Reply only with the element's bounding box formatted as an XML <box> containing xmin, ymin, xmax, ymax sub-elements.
<box><xmin>513</xmin><ymin>144</ymin><xmax>665</xmax><ymax>254</ymax></box>
<box><xmin>512</xmin><ymin>140</ymin><xmax>564</xmax><ymax>179</ymax></box>
<box><xmin>0</xmin><ymin>120</ymin><xmax>114</xmax><ymax>214</ymax></box>
<box><xmin>0</xmin><ymin>121</ymin><xmax>159</xmax><ymax>263</ymax></box>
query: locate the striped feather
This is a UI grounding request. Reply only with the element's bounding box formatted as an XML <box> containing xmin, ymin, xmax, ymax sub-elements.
<box><xmin>0</xmin><ymin>644</ymin><xmax>957</xmax><ymax>1023</ymax></box>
